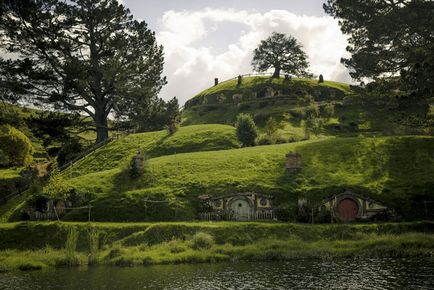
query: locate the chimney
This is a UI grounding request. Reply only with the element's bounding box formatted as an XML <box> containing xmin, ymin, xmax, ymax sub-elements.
<box><xmin>214</xmin><ymin>78</ymin><xmax>219</xmax><ymax>86</ymax></box>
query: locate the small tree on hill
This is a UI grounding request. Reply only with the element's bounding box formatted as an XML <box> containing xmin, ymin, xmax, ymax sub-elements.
<box><xmin>235</xmin><ymin>113</ymin><xmax>258</xmax><ymax>147</ymax></box>
<box><xmin>252</xmin><ymin>32</ymin><xmax>310</xmax><ymax>78</ymax></box>
<box><xmin>264</xmin><ymin>117</ymin><xmax>284</xmax><ymax>141</ymax></box>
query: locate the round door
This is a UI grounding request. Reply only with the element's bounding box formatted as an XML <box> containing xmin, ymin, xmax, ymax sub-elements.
<box><xmin>336</xmin><ymin>198</ymin><xmax>359</xmax><ymax>221</ymax></box>
<box><xmin>230</xmin><ymin>199</ymin><xmax>251</xmax><ymax>221</ymax></box>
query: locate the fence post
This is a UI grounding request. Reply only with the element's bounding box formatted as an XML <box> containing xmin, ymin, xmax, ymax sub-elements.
<box><xmin>53</xmin><ymin>205</ymin><xmax>60</xmax><ymax>221</ymax></box>
<box><xmin>88</xmin><ymin>204</ymin><xmax>91</xmax><ymax>222</ymax></box>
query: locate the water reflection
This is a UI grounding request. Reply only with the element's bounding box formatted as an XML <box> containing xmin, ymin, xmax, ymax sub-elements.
<box><xmin>1</xmin><ymin>258</ymin><xmax>433</xmax><ymax>290</ymax></box>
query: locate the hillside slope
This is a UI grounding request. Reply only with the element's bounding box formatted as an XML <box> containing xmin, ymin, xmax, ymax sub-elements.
<box><xmin>14</xmin><ymin>135</ymin><xmax>430</xmax><ymax>222</ymax></box>
<box><xmin>62</xmin><ymin>124</ymin><xmax>239</xmax><ymax>177</ymax></box>
<box><xmin>182</xmin><ymin>76</ymin><xmax>433</xmax><ymax>138</ymax></box>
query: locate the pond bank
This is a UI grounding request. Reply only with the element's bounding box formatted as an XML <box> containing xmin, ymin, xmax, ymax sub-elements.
<box><xmin>0</xmin><ymin>221</ymin><xmax>433</xmax><ymax>271</ymax></box>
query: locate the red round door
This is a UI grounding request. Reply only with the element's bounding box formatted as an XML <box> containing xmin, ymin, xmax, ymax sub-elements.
<box><xmin>336</xmin><ymin>198</ymin><xmax>359</xmax><ymax>221</ymax></box>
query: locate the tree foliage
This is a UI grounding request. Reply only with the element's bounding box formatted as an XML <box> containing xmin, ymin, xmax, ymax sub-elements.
<box><xmin>264</xmin><ymin>117</ymin><xmax>284</xmax><ymax>140</ymax></box>
<box><xmin>252</xmin><ymin>32</ymin><xmax>310</xmax><ymax>78</ymax></box>
<box><xmin>0</xmin><ymin>0</ymin><xmax>166</xmax><ymax>142</ymax></box>
<box><xmin>324</xmin><ymin>0</ymin><xmax>434</xmax><ymax>93</ymax></box>
<box><xmin>26</xmin><ymin>111</ymin><xmax>83</xmax><ymax>148</ymax></box>
<box><xmin>114</xmin><ymin>96</ymin><xmax>180</xmax><ymax>133</ymax></box>
<box><xmin>0</xmin><ymin>124</ymin><xmax>34</xmax><ymax>167</ymax></box>
<box><xmin>235</xmin><ymin>113</ymin><xmax>258</xmax><ymax>147</ymax></box>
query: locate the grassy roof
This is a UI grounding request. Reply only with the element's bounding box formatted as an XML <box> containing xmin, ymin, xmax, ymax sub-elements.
<box><xmin>194</xmin><ymin>76</ymin><xmax>351</xmax><ymax>98</ymax></box>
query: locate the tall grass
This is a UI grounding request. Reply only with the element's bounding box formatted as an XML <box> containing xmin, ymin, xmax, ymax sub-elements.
<box><xmin>87</xmin><ymin>228</ymin><xmax>100</xmax><ymax>265</ymax></box>
<box><xmin>64</xmin><ymin>227</ymin><xmax>79</xmax><ymax>266</ymax></box>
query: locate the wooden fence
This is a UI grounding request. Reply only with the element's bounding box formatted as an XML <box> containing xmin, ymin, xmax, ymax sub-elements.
<box><xmin>199</xmin><ymin>210</ymin><xmax>275</xmax><ymax>221</ymax></box>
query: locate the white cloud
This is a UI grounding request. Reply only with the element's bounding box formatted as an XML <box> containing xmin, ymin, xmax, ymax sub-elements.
<box><xmin>156</xmin><ymin>8</ymin><xmax>352</xmax><ymax>105</ymax></box>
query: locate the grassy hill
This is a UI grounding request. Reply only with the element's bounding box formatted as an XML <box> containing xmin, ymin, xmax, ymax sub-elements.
<box><xmin>62</xmin><ymin>124</ymin><xmax>239</xmax><ymax>177</ymax></box>
<box><xmin>4</xmin><ymin>126</ymin><xmax>431</xmax><ymax>222</ymax></box>
<box><xmin>182</xmin><ymin>76</ymin><xmax>433</xmax><ymax>139</ymax></box>
<box><xmin>1</xmin><ymin>77</ymin><xmax>433</xmax><ymax>223</ymax></box>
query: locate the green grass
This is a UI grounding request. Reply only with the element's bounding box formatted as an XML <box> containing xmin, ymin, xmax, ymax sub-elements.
<box><xmin>0</xmin><ymin>221</ymin><xmax>432</xmax><ymax>271</ymax></box>
<box><xmin>64</xmin><ymin>124</ymin><xmax>239</xmax><ymax>177</ymax></box>
<box><xmin>194</xmin><ymin>76</ymin><xmax>351</xmax><ymax>97</ymax></box>
<box><xmin>182</xmin><ymin>76</ymin><xmax>432</xmax><ymax>138</ymax></box>
<box><xmin>55</xmin><ymin>135</ymin><xmax>434</xmax><ymax>221</ymax></box>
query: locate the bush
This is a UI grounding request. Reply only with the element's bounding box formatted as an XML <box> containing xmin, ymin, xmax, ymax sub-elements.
<box><xmin>256</xmin><ymin>134</ymin><xmax>274</xmax><ymax>145</ymax></box>
<box><xmin>166</xmin><ymin>239</ymin><xmax>186</xmax><ymax>253</ymax></box>
<box><xmin>0</xmin><ymin>125</ymin><xmax>33</xmax><ymax>167</ymax></box>
<box><xmin>190</xmin><ymin>232</ymin><xmax>214</xmax><ymax>250</ymax></box>
<box><xmin>275</xmin><ymin>136</ymin><xmax>287</xmax><ymax>144</ymax></box>
<box><xmin>235</xmin><ymin>113</ymin><xmax>258</xmax><ymax>147</ymax></box>
<box><xmin>253</xmin><ymin>112</ymin><xmax>271</xmax><ymax>126</ymax></box>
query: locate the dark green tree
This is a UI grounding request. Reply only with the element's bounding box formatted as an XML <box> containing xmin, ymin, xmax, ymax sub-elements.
<box><xmin>0</xmin><ymin>0</ymin><xmax>166</xmax><ymax>143</ymax></box>
<box><xmin>252</xmin><ymin>32</ymin><xmax>310</xmax><ymax>78</ymax></box>
<box><xmin>26</xmin><ymin>111</ymin><xmax>83</xmax><ymax>148</ymax></box>
<box><xmin>235</xmin><ymin>113</ymin><xmax>258</xmax><ymax>147</ymax></box>
<box><xmin>114</xmin><ymin>96</ymin><xmax>180</xmax><ymax>133</ymax></box>
<box><xmin>324</xmin><ymin>0</ymin><xmax>434</xmax><ymax>93</ymax></box>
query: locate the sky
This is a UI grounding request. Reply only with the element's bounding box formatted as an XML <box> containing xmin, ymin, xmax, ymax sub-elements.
<box><xmin>120</xmin><ymin>0</ymin><xmax>352</xmax><ymax>105</ymax></box>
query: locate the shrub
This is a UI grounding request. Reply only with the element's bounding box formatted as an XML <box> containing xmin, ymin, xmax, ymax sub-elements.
<box><xmin>129</xmin><ymin>151</ymin><xmax>148</xmax><ymax>178</ymax></box>
<box><xmin>0</xmin><ymin>125</ymin><xmax>33</xmax><ymax>167</ymax></box>
<box><xmin>253</xmin><ymin>112</ymin><xmax>271</xmax><ymax>126</ymax></box>
<box><xmin>235</xmin><ymin>113</ymin><xmax>258</xmax><ymax>147</ymax></box>
<box><xmin>166</xmin><ymin>239</ymin><xmax>186</xmax><ymax>253</ymax></box>
<box><xmin>190</xmin><ymin>232</ymin><xmax>214</xmax><ymax>250</ymax></box>
<box><xmin>264</xmin><ymin>117</ymin><xmax>284</xmax><ymax>140</ymax></box>
<box><xmin>275</xmin><ymin>136</ymin><xmax>287</xmax><ymax>144</ymax></box>
<box><xmin>288</xmin><ymin>136</ymin><xmax>301</xmax><ymax>143</ymax></box>
<box><xmin>256</xmin><ymin>134</ymin><xmax>274</xmax><ymax>145</ymax></box>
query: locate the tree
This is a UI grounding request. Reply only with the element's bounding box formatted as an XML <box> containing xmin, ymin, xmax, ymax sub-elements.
<box><xmin>303</xmin><ymin>103</ymin><xmax>321</xmax><ymax>139</ymax></box>
<box><xmin>26</xmin><ymin>111</ymin><xmax>83</xmax><ymax>148</ymax></box>
<box><xmin>0</xmin><ymin>125</ymin><xmax>34</xmax><ymax>167</ymax></box>
<box><xmin>264</xmin><ymin>117</ymin><xmax>284</xmax><ymax>140</ymax></box>
<box><xmin>235</xmin><ymin>113</ymin><xmax>258</xmax><ymax>147</ymax></box>
<box><xmin>252</xmin><ymin>32</ymin><xmax>310</xmax><ymax>78</ymax></box>
<box><xmin>324</xmin><ymin>0</ymin><xmax>434</xmax><ymax>93</ymax></box>
<box><xmin>0</xmin><ymin>0</ymin><xmax>166</xmax><ymax>143</ymax></box>
<box><xmin>114</xmin><ymin>96</ymin><xmax>180</xmax><ymax>133</ymax></box>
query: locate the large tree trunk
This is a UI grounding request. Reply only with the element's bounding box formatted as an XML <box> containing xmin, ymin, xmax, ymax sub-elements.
<box><xmin>272</xmin><ymin>67</ymin><xmax>280</xmax><ymax>78</ymax></box>
<box><xmin>95</xmin><ymin>108</ymin><xmax>109</xmax><ymax>143</ymax></box>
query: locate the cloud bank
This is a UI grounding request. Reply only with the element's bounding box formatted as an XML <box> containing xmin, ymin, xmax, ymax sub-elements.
<box><xmin>156</xmin><ymin>8</ymin><xmax>351</xmax><ymax>105</ymax></box>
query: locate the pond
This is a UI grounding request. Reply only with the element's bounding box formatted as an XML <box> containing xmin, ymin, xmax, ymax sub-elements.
<box><xmin>1</xmin><ymin>258</ymin><xmax>433</xmax><ymax>289</ymax></box>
